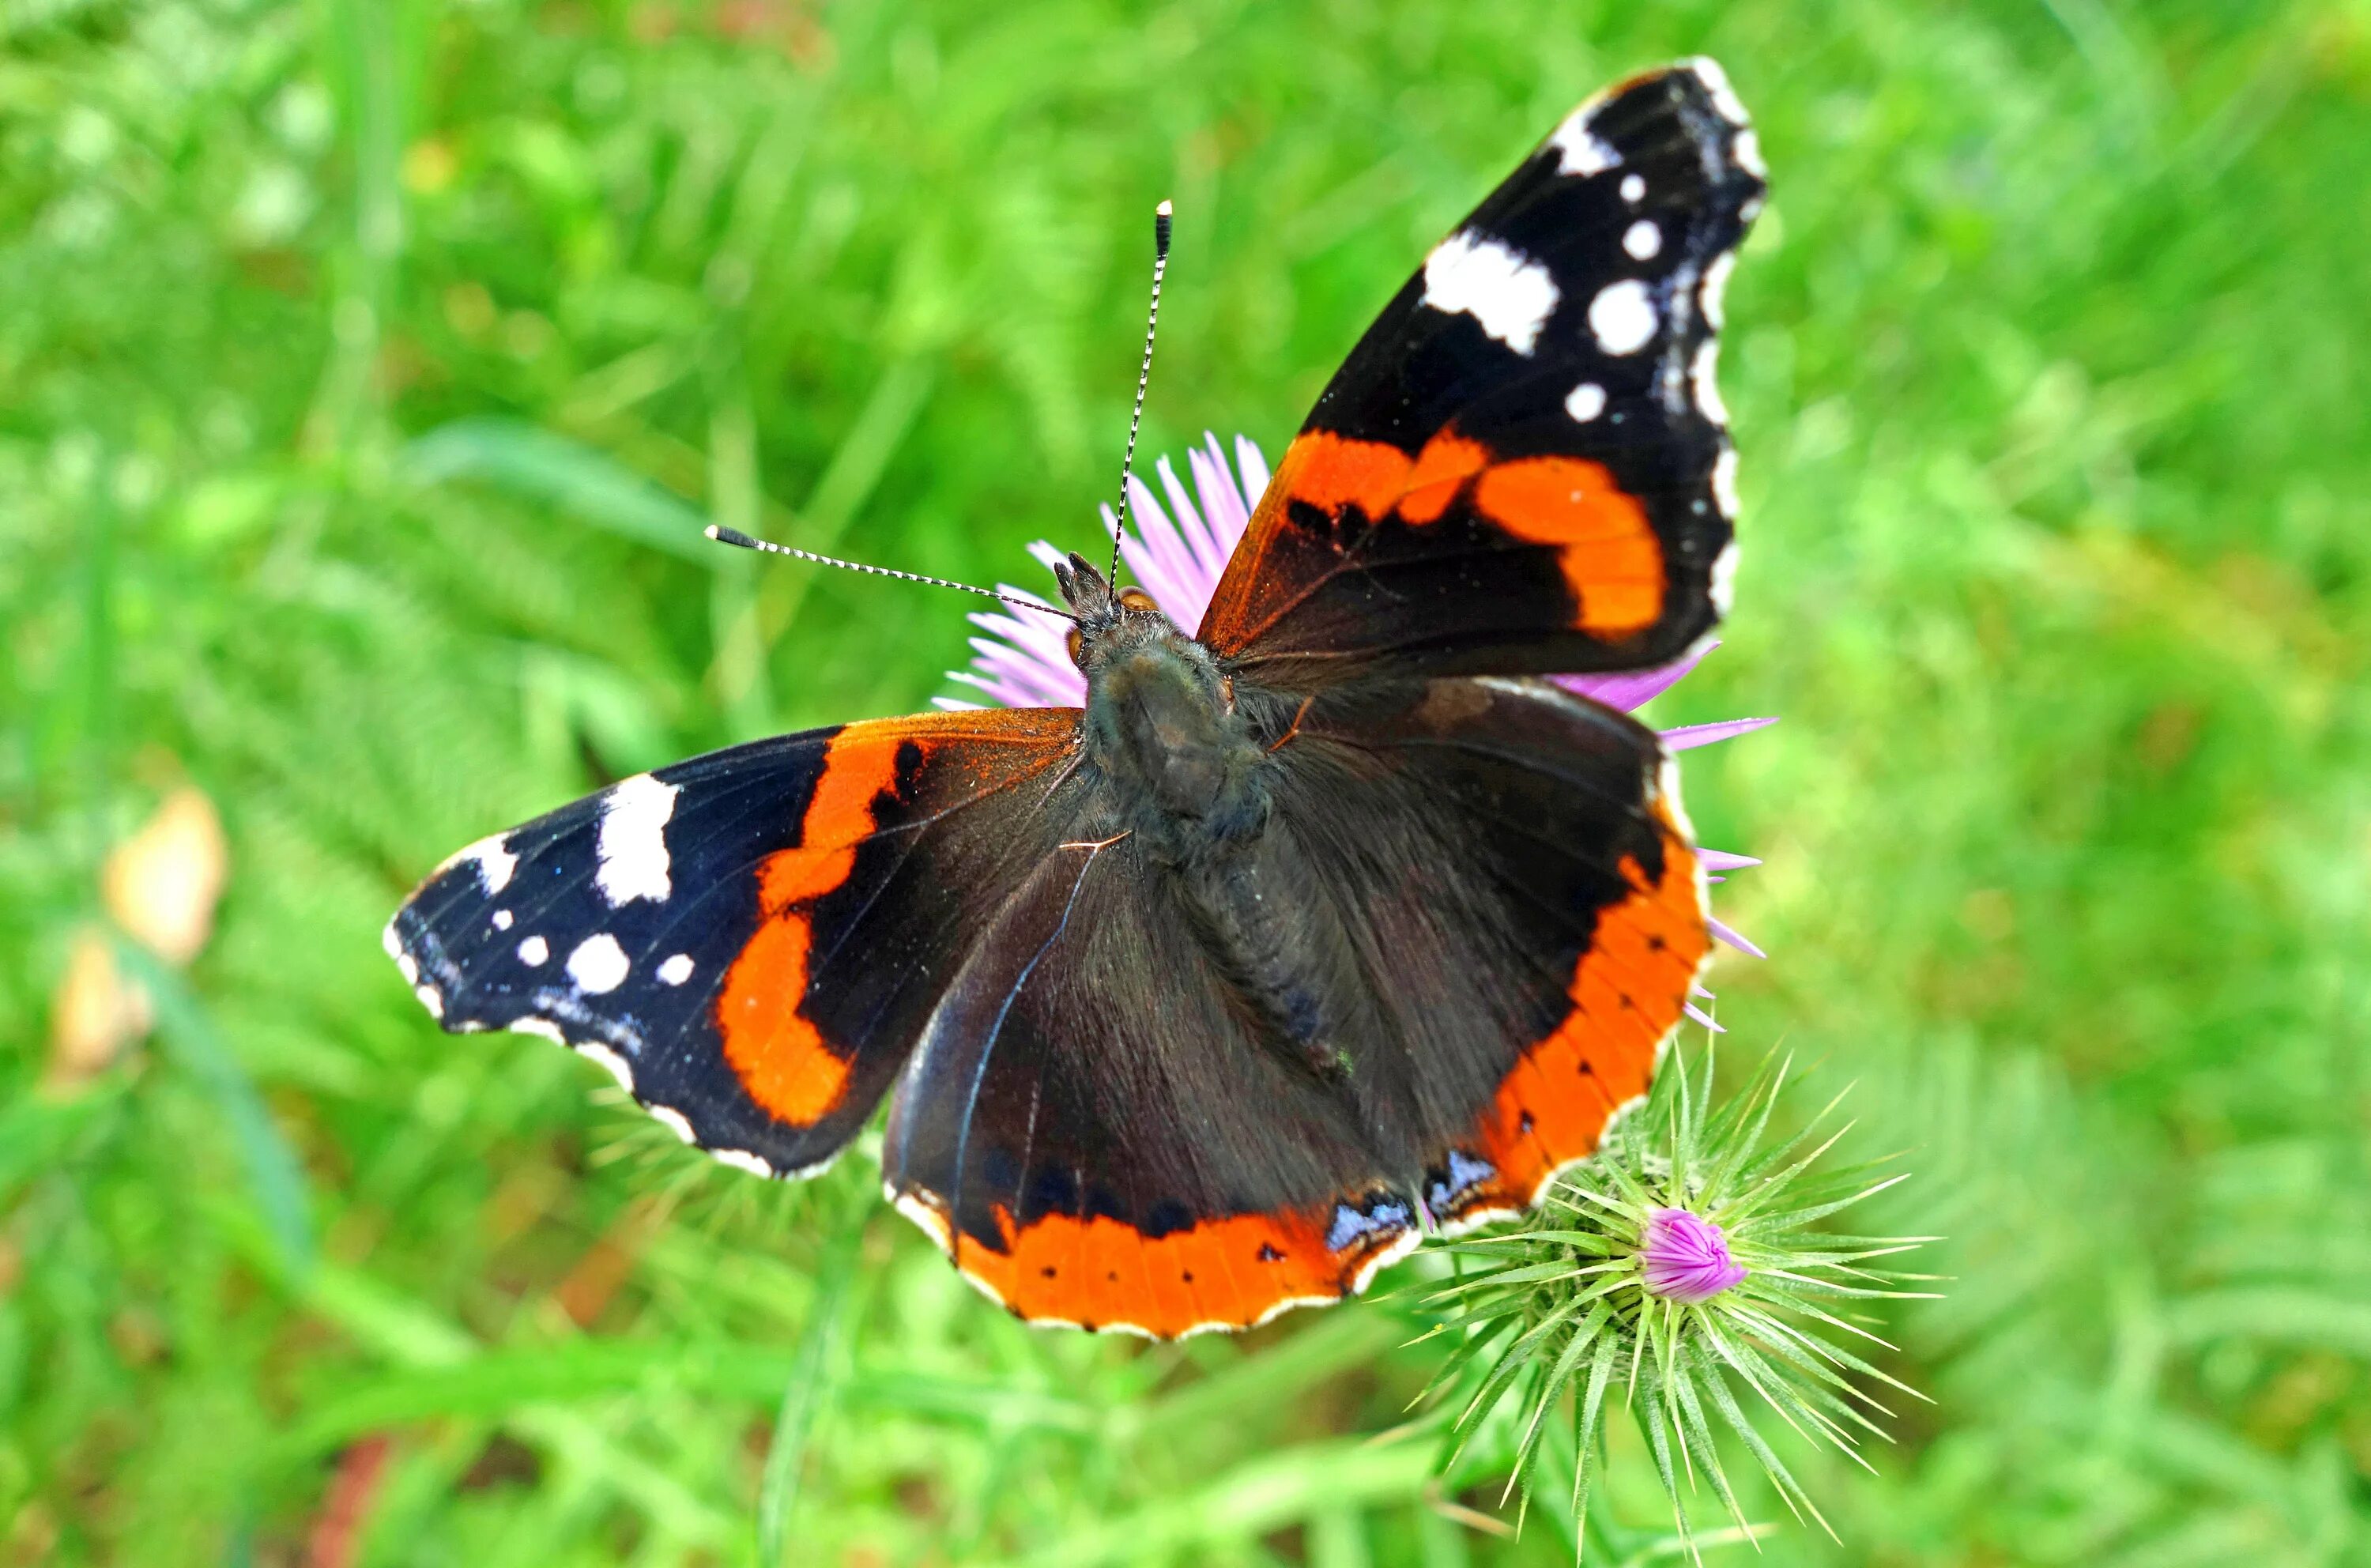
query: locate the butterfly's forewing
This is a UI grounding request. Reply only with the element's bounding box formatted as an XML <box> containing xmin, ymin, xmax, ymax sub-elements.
<box><xmin>1200</xmin><ymin>61</ymin><xmax>1766</xmax><ymax>688</ymax></box>
<box><xmin>386</xmin><ymin>709</ymin><xmax>1079</xmax><ymax>1177</ymax></box>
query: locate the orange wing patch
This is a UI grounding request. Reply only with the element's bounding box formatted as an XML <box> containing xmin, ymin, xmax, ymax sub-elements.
<box><xmin>1450</xmin><ymin>805</ymin><xmax>1709</xmax><ymax>1223</ymax></box>
<box><xmin>715</xmin><ymin>714</ymin><xmax>1073</xmax><ymax>1129</ymax></box>
<box><xmin>1213</xmin><ymin>428</ymin><xmax>1663</xmax><ymax>647</ymax></box>
<box><xmin>896</xmin><ymin>1192</ymin><xmax>1418</xmax><ymax>1339</ymax></box>
<box><xmin>1472</xmin><ymin>457</ymin><xmax>1661</xmax><ymax>635</ymax></box>
<box><xmin>715</xmin><ymin>729</ymin><xmax>903</xmax><ymax>1125</ymax></box>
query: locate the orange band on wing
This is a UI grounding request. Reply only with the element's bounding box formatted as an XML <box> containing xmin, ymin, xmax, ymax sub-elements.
<box><xmin>1275</xmin><ymin>430</ymin><xmax>1417</xmax><ymax>520</ymax></box>
<box><xmin>1473</xmin><ymin>457</ymin><xmax>1663</xmax><ymax>635</ymax></box>
<box><xmin>1252</xmin><ymin>431</ymin><xmax>1663</xmax><ymax>639</ymax></box>
<box><xmin>1460</xmin><ymin>815</ymin><xmax>1709</xmax><ymax>1216</ymax></box>
<box><xmin>715</xmin><ymin>730</ymin><xmax>905</xmax><ymax>1125</ymax></box>
<box><xmin>1397</xmin><ymin>432</ymin><xmax>1493</xmax><ymax>523</ymax></box>
<box><xmin>1268</xmin><ymin>429</ymin><xmax>1495</xmax><ymax>526</ymax></box>
<box><xmin>903</xmin><ymin>1197</ymin><xmax>1414</xmax><ymax>1338</ymax></box>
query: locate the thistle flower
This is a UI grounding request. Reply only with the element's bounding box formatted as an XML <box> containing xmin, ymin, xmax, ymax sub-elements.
<box><xmin>1640</xmin><ymin>1208</ymin><xmax>1749</xmax><ymax>1304</ymax></box>
<box><xmin>940</xmin><ymin>433</ymin><xmax>1777</xmax><ymax>992</ymax></box>
<box><xmin>1413</xmin><ymin>1050</ymin><xmax>1938</xmax><ymax>1560</ymax></box>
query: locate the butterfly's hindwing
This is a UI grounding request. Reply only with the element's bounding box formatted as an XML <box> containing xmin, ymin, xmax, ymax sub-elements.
<box><xmin>883</xmin><ymin>834</ymin><xmax>1422</xmax><ymax>1337</ymax></box>
<box><xmin>1273</xmin><ymin>677</ymin><xmax>1711</xmax><ymax>1227</ymax></box>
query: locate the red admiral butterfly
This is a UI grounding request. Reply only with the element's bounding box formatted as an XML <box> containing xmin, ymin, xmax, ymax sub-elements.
<box><xmin>387</xmin><ymin>60</ymin><xmax>1765</xmax><ymax>1337</ymax></box>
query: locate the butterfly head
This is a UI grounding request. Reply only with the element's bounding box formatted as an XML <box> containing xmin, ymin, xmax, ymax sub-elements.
<box><xmin>1051</xmin><ymin>552</ymin><xmax>1171</xmax><ymax>663</ymax></box>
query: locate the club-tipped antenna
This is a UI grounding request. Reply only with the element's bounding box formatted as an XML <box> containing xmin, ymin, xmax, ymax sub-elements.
<box><xmin>1107</xmin><ymin>198</ymin><xmax>1173</xmax><ymax>582</ymax></box>
<box><xmin>705</xmin><ymin>525</ymin><xmax>1080</xmax><ymax>621</ymax></box>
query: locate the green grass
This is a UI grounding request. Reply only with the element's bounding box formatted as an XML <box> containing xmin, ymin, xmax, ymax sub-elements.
<box><xmin>5</xmin><ymin>1</ymin><xmax>2367</xmax><ymax>1562</ymax></box>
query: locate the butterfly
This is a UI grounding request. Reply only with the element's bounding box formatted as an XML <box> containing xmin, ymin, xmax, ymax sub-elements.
<box><xmin>386</xmin><ymin>59</ymin><xmax>1766</xmax><ymax>1338</ymax></box>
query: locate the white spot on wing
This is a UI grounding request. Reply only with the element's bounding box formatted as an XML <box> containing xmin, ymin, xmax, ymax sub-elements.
<box><xmin>648</xmin><ymin>1104</ymin><xmax>697</xmax><ymax>1144</ymax></box>
<box><xmin>444</xmin><ymin>835</ymin><xmax>518</xmax><ymax>895</ymax></box>
<box><xmin>381</xmin><ymin>922</ymin><xmax>402</xmax><ymax>962</ymax></box>
<box><xmin>509</xmin><ymin>1017</ymin><xmax>565</xmax><ymax>1044</ymax></box>
<box><xmin>1587</xmin><ymin>280</ymin><xmax>1658</xmax><ymax>356</ymax></box>
<box><xmin>656</xmin><ymin>953</ymin><xmax>694</xmax><ymax>986</ymax></box>
<box><xmin>414</xmin><ymin>984</ymin><xmax>443</xmax><ymax>1020</ymax></box>
<box><xmin>1547</xmin><ymin>107</ymin><xmax>1618</xmax><ymax>176</ymax></box>
<box><xmin>1734</xmin><ymin>127</ymin><xmax>1767</xmax><ymax>179</ymax></box>
<box><xmin>595</xmin><ymin>774</ymin><xmax>680</xmax><ymax>907</ymax></box>
<box><xmin>1693</xmin><ymin>339</ymin><xmax>1729</xmax><ymax>425</ymax></box>
<box><xmin>1422</xmin><ymin>229</ymin><xmax>1559</xmax><ymax>356</ymax></box>
<box><xmin>517</xmin><ymin>934</ymin><xmax>549</xmax><ymax>967</ymax></box>
<box><xmin>567</xmin><ymin>933</ymin><xmax>630</xmax><ymax>993</ymax></box>
<box><xmin>1623</xmin><ymin>220</ymin><xmax>1661</xmax><ymax>260</ymax></box>
<box><xmin>1621</xmin><ymin>172</ymin><xmax>1645</xmax><ymax>203</ymax></box>
<box><xmin>1710</xmin><ymin>536</ymin><xmax>1740</xmax><ymax>615</ymax></box>
<box><xmin>394</xmin><ymin>950</ymin><xmax>420</xmax><ymax>986</ymax></box>
<box><xmin>1701</xmin><ymin>251</ymin><xmax>1736</xmax><ymax>330</ymax></box>
<box><xmin>714</xmin><ymin>1148</ymin><xmax>772</xmax><ymax>1178</ymax></box>
<box><xmin>1565</xmin><ymin>382</ymin><xmax>1608</xmax><ymax>423</ymax></box>
<box><xmin>1687</xmin><ymin>57</ymin><xmax>1751</xmax><ymax>126</ymax></box>
<box><xmin>1712</xmin><ymin>447</ymin><xmax>1741</xmax><ymax>518</ymax></box>
<box><xmin>577</xmin><ymin>1042</ymin><xmax>635</xmax><ymax>1091</ymax></box>
<box><xmin>491</xmin><ymin>909</ymin><xmax>513</xmax><ymax>931</ymax></box>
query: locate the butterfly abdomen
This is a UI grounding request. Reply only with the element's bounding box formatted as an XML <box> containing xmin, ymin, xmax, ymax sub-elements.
<box><xmin>1178</xmin><ymin>846</ymin><xmax>1367</xmax><ymax>1084</ymax></box>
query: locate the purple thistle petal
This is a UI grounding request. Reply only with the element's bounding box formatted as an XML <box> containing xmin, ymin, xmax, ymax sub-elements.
<box><xmin>1698</xmin><ymin>850</ymin><xmax>1761</xmax><ymax>871</ymax></box>
<box><xmin>1156</xmin><ymin>454</ymin><xmax>1226</xmax><ymax>583</ymax></box>
<box><xmin>1182</xmin><ymin>451</ymin><xmax>1242</xmax><ymax>585</ymax></box>
<box><xmin>1639</xmin><ymin>1208</ymin><xmax>1747</xmax><ymax>1302</ymax></box>
<box><xmin>1114</xmin><ymin>507</ymin><xmax>1204</xmax><ymax>629</ymax></box>
<box><xmin>945</xmin><ymin>669</ymin><xmax>1050</xmax><ymax>709</ymax></box>
<box><xmin>1118</xmin><ymin>476</ymin><xmax>1189</xmax><ymax>594</ymax></box>
<box><xmin>1684</xmin><ymin>1003</ymin><xmax>1726</xmax><ymax>1034</ymax></box>
<box><xmin>1557</xmin><ymin>641</ymin><xmax>1717</xmax><ymax>714</ymax></box>
<box><xmin>1661</xmin><ymin>716</ymin><xmax>1778</xmax><ymax>751</ymax></box>
<box><xmin>1235</xmin><ymin>434</ymin><xmax>1272</xmax><ymax>507</ymax></box>
<box><xmin>1119</xmin><ymin>475</ymin><xmax>1191</xmax><ymax>586</ymax></box>
<box><xmin>1708</xmin><ymin>917</ymin><xmax>1766</xmax><ymax>959</ymax></box>
<box><xmin>965</xmin><ymin>639</ymin><xmax>1085</xmax><ymax>707</ymax></box>
<box><xmin>1195</xmin><ymin>435</ymin><xmax>1253</xmax><ymax>544</ymax></box>
<box><xmin>968</xmin><ymin>605</ymin><xmax>1069</xmax><ymax>667</ymax></box>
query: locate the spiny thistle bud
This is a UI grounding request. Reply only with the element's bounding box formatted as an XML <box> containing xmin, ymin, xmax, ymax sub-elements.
<box><xmin>1408</xmin><ymin>1048</ymin><xmax>1939</xmax><ymax>1562</ymax></box>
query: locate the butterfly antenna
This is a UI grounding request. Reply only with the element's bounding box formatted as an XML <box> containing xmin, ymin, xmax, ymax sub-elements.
<box><xmin>705</xmin><ymin>526</ymin><xmax>1080</xmax><ymax>621</ymax></box>
<box><xmin>1107</xmin><ymin>198</ymin><xmax>1173</xmax><ymax>583</ymax></box>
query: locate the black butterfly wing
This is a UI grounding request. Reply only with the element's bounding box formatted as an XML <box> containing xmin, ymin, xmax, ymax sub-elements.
<box><xmin>1199</xmin><ymin>60</ymin><xmax>1765</xmax><ymax>688</ymax></box>
<box><xmin>386</xmin><ymin>709</ymin><xmax>1080</xmax><ymax>1177</ymax></box>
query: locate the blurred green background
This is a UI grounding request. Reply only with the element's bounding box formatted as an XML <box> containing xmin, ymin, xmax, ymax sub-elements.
<box><xmin>6</xmin><ymin>0</ymin><xmax>2368</xmax><ymax>1562</ymax></box>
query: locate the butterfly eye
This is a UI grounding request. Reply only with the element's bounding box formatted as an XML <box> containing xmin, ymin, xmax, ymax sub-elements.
<box><xmin>1116</xmin><ymin>587</ymin><xmax>1159</xmax><ymax>614</ymax></box>
<box><xmin>1065</xmin><ymin>625</ymin><xmax>1085</xmax><ymax>665</ymax></box>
